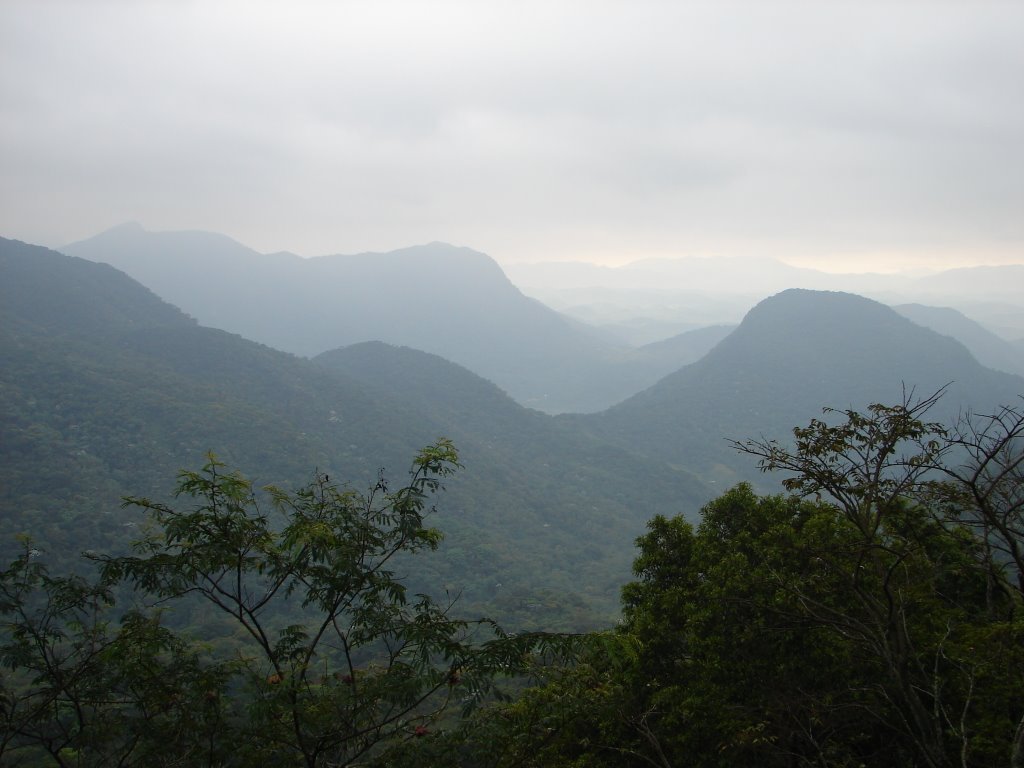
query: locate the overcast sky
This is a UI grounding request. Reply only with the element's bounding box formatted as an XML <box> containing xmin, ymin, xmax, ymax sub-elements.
<box><xmin>2</xmin><ymin>0</ymin><xmax>1022</xmax><ymax>272</ymax></box>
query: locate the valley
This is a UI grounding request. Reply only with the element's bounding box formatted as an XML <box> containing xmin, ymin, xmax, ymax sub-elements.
<box><xmin>4</xmin><ymin>229</ymin><xmax>1022</xmax><ymax>630</ymax></box>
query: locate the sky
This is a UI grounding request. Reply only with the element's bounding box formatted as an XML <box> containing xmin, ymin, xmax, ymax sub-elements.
<box><xmin>1</xmin><ymin>0</ymin><xmax>1022</xmax><ymax>273</ymax></box>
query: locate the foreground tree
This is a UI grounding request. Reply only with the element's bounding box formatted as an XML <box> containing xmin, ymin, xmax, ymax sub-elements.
<box><xmin>938</xmin><ymin>400</ymin><xmax>1024</xmax><ymax>599</ymax></box>
<box><xmin>1</xmin><ymin>441</ymin><xmax>569</xmax><ymax>766</ymax></box>
<box><xmin>733</xmin><ymin>390</ymin><xmax>1024</xmax><ymax>605</ymax></box>
<box><xmin>455</xmin><ymin>390</ymin><xmax>1023</xmax><ymax>768</ymax></box>
<box><xmin>733</xmin><ymin>389</ymin><xmax>1024</xmax><ymax>767</ymax></box>
<box><xmin>0</xmin><ymin>542</ymin><xmax>230</xmax><ymax>766</ymax></box>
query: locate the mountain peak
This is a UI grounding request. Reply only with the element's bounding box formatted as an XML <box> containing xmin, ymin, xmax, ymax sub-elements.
<box><xmin>708</xmin><ymin>289</ymin><xmax>984</xmax><ymax>383</ymax></box>
<box><xmin>63</xmin><ymin>222</ymin><xmax>258</xmax><ymax>255</ymax></box>
<box><xmin>108</xmin><ymin>220</ymin><xmax>145</xmax><ymax>233</ymax></box>
<box><xmin>738</xmin><ymin>289</ymin><xmax>902</xmax><ymax>334</ymax></box>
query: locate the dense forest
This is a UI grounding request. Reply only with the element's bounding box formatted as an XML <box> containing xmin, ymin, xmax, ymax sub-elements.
<box><xmin>2</xmin><ymin>393</ymin><xmax>1023</xmax><ymax>766</ymax></box>
<box><xmin>2</xmin><ymin>235</ymin><xmax>1023</xmax><ymax>765</ymax></box>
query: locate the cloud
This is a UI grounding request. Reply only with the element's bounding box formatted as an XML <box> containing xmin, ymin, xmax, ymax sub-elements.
<box><xmin>1</xmin><ymin>0</ymin><xmax>1022</xmax><ymax>271</ymax></box>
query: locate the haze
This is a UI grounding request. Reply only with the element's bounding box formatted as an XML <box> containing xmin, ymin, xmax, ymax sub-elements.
<box><xmin>2</xmin><ymin>0</ymin><xmax>1023</xmax><ymax>274</ymax></box>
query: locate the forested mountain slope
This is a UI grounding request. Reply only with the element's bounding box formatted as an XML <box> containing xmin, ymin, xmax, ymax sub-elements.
<box><xmin>0</xmin><ymin>238</ymin><xmax>426</xmax><ymax>539</ymax></box>
<box><xmin>894</xmin><ymin>302</ymin><xmax>1024</xmax><ymax>377</ymax></box>
<box><xmin>1</xmin><ymin>237</ymin><xmax>708</xmax><ymax>627</ymax></box>
<box><xmin>315</xmin><ymin>340</ymin><xmax>707</xmax><ymax>503</ymax></box>
<box><xmin>569</xmin><ymin>289</ymin><xmax>1024</xmax><ymax>490</ymax></box>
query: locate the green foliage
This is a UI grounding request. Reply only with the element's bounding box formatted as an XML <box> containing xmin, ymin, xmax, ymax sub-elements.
<box><xmin>733</xmin><ymin>388</ymin><xmax>951</xmax><ymax>536</ymax></box>
<box><xmin>382</xmin><ymin>631</ymin><xmax>643</xmax><ymax>768</ymax></box>
<box><xmin>0</xmin><ymin>540</ymin><xmax>231</xmax><ymax>766</ymax></box>
<box><xmin>0</xmin><ymin>442</ymin><xmax>575</xmax><ymax>767</ymax></box>
<box><xmin>467</xmin><ymin>391</ymin><xmax>1024</xmax><ymax>768</ymax></box>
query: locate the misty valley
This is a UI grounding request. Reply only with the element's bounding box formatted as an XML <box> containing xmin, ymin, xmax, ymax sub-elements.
<box><xmin>2</xmin><ymin>229</ymin><xmax>1023</xmax><ymax>767</ymax></box>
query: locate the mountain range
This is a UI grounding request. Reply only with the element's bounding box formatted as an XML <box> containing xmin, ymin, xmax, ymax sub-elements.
<box><xmin>506</xmin><ymin>256</ymin><xmax>1024</xmax><ymax>345</ymax></box>
<box><xmin>62</xmin><ymin>224</ymin><xmax>703</xmax><ymax>413</ymax></box>
<box><xmin>0</xmin><ymin>236</ymin><xmax>706</xmax><ymax>628</ymax></box>
<box><xmin>62</xmin><ymin>224</ymin><xmax>1024</xmax><ymax>414</ymax></box>
<box><xmin>3</xmin><ymin>230</ymin><xmax>1022</xmax><ymax>629</ymax></box>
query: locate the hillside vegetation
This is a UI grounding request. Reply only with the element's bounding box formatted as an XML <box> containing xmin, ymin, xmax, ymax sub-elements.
<box><xmin>1</xmin><ymin>237</ymin><xmax>707</xmax><ymax>628</ymax></box>
<box><xmin>2</xmin><ymin>233</ymin><xmax>1022</xmax><ymax>766</ymax></box>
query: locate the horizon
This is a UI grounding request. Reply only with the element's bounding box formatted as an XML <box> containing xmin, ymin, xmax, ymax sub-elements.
<box><xmin>47</xmin><ymin>221</ymin><xmax>1023</xmax><ymax>280</ymax></box>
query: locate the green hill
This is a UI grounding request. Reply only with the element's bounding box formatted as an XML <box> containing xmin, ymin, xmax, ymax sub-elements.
<box><xmin>569</xmin><ymin>289</ymin><xmax>1024</xmax><ymax>490</ymax></box>
<box><xmin>1</xmin><ymin>237</ymin><xmax>709</xmax><ymax>628</ymax></box>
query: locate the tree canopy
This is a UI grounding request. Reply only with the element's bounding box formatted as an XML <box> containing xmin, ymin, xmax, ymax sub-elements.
<box><xmin>0</xmin><ymin>441</ymin><xmax>572</xmax><ymax>767</ymax></box>
<box><xmin>3</xmin><ymin>392</ymin><xmax>1023</xmax><ymax>767</ymax></box>
<box><xmin>433</xmin><ymin>391</ymin><xmax>1024</xmax><ymax>768</ymax></box>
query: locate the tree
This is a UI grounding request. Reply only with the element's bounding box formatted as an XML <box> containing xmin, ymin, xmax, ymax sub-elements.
<box><xmin>467</xmin><ymin>391</ymin><xmax>1023</xmax><ymax>768</ymax></box>
<box><xmin>925</xmin><ymin>399</ymin><xmax>1024</xmax><ymax>766</ymax></box>
<box><xmin>394</xmin><ymin>630</ymin><xmax>657</xmax><ymax>768</ymax></box>
<box><xmin>733</xmin><ymin>389</ymin><xmax>1024</xmax><ymax>768</ymax></box>
<box><xmin>0</xmin><ymin>539</ymin><xmax>230</xmax><ymax>766</ymax></box>
<box><xmin>1</xmin><ymin>441</ymin><xmax>569</xmax><ymax>766</ymax></box>
<box><xmin>603</xmin><ymin>447</ymin><xmax>1020</xmax><ymax>767</ymax></box>
<box><xmin>935</xmin><ymin>399</ymin><xmax>1024</xmax><ymax>599</ymax></box>
<box><xmin>619</xmin><ymin>487</ymin><xmax>950</xmax><ymax>767</ymax></box>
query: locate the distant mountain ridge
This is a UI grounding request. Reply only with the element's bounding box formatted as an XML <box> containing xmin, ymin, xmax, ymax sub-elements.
<box><xmin>894</xmin><ymin>303</ymin><xmax>1024</xmax><ymax>378</ymax></box>
<box><xmin>506</xmin><ymin>256</ymin><xmax>1024</xmax><ymax>342</ymax></box>
<box><xmin>61</xmin><ymin>225</ymin><xmax>716</xmax><ymax>412</ymax></box>
<box><xmin>505</xmin><ymin>256</ymin><xmax>1023</xmax><ymax>303</ymax></box>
